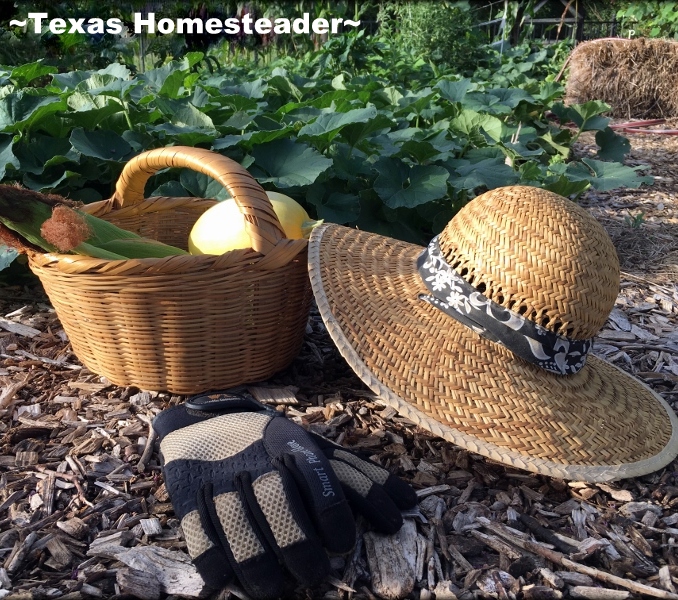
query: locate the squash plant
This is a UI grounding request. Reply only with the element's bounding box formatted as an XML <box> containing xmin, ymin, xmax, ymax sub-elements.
<box><xmin>0</xmin><ymin>43</ymin><xmax>650</xmax><ymax>268</ymax></box>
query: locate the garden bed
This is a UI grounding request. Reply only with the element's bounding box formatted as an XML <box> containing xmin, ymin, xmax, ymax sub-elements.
<box><xmin>0</xmin><ymin>128</ymin><xmax>676</xmax><ymax>600</ymax></box>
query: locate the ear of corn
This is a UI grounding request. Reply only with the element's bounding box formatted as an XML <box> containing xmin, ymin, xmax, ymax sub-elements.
<box><xmin>95</xmin><ymin>238</ymin><xmax>188</xmax><ymax>259</ymax></box>
<box><xmin>0</xmin><ymin>192</ymin><xmax>59</xmax><ymax>252</ymax></box>
<box><xmin>0</xmin><ymin>186</ymin><xmax>189</xmax><ymax>259</ymax></box>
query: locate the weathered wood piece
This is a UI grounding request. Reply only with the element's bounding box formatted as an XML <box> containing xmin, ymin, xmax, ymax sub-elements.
<box><xmin>116</xmin><ymin>566</ymin><xmax>162</xmax><ymax>600</ymax></box>
<box><xmin>364</xmin><ymin>519</ymin><xmax>418</xmax><ymax>599</ymax></box>
<box><xmin>89</xmin><ymin>544</ymin><xmax>207</xmax><ymax>598</ymax></box>
<box><xmin>569</xmin><ymin>586</ymin><xmax>631</xmax><ymax>600</ymax></box>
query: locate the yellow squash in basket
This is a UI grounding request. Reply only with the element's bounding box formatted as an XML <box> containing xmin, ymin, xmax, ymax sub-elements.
<box><xmin>188</xmin><ymin>191</ymin><xmax>321</xmax><ymax>255</ymax></box>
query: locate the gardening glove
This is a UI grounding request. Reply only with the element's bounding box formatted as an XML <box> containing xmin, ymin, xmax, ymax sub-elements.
<box><xmin>153</xmin><ymin>389</ymin><xmax>417</xmax><ymax>600</ymax></box>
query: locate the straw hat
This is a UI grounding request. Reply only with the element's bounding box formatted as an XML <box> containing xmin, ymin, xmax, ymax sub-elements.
<box><xmin>308</xmin><ymin>186</ymin><xmax>678</xmax><ymax>482</ymax></box>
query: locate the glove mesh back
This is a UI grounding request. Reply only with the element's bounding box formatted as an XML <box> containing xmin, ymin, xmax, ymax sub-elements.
<box><xmin>161</xmin><ymin>413</ymin><xmax>270</xmax><ymax>462</ymax></box>
<box><xmin>214</xmin><ymin>492</ymin><xmax>265</xmax><ymax>562</ymax></box>
<box><xmin>252</xmin><ymin>472</ymin><xmax>306</xmax><ymax>548</ymax></box>
<box><xmin>182</xmin><ymin>511</ymin><xmax>214</xmax><ymax>558</ymax></box>
<box><xmin>329</xmin><ymin>461</ymin><xmax>372</xmax><ymax>497</ymax></box>
<box><xmin>334</xmin><ymin>450</ymin><xmax>389</xmax><ymax>484</ymax></box>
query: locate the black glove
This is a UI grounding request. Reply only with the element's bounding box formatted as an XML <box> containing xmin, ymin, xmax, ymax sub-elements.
<box><xmin>153</xmin><ymin>390</ymin><xmax>417</xmax><ymax>600</ymax></box>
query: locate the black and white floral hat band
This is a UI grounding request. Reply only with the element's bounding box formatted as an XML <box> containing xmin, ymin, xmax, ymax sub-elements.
<box><xmin>417</xmin><ymin>236</ymin><xmax>592</xmax><ymax>376</ymax></box>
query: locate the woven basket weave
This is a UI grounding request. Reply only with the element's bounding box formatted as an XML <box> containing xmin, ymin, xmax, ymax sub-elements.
<box><xmin>27</xmin><ymin>147</ymin><xmax>312</xmax><ymax>394</ymax></box>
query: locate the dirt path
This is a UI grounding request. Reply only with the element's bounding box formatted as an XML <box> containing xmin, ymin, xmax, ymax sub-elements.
<box><xmin>0</xmin><ymin>131</ymin><xmax>676</xmax><ymax>599</ymax></box>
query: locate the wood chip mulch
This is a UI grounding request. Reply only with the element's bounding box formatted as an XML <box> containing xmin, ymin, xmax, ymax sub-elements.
<box><xmin>0</xmin><ymin>128</ymin><xmax>677</xmax><ymax>600</ymax></box>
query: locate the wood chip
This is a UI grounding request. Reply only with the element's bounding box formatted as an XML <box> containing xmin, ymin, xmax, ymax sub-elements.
<box><xmin>0</xmin><ymin>318</ymin><xmax>41</xmax><ymax>338</ymax></box>
<box><xmin>569</xmin><ymin>587</ymin><xmax>631</xmax><ymax>600</ymax></box>
<box><xmin>364</xmin><ymin>519</ymin><xmax>418</xmax><ymax>599</ymax></box>
<box><xmin>248</xmin><ymin>385</ymin><xmax>299</xmax><ymax>405</ymax></box>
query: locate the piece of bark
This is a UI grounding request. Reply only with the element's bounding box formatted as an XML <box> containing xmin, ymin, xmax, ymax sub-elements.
<box><xmin>519</xmin><ymin>514</ymin><xmax>579</xmax><ymax>554</ymax></box>
<box><xmin>556</xmin><ymin>572</ymin><xmax>595</xmax><ymax>586</ymax></box>
<box><xmin>364</xmin><ymin>519</ymin><xmax>417</xmax><ymax>600</ymax></box>
<box><xmin>0</xmin><ymin>375</ymin><xmax>33</xmax><ymax>409</ymax></box>
<box><xmin>0</xmin><ymin>567</ymin><xmax>11</xmax><ymax>589</ymax></box>
<box><xmin>56</xmin><ymin>517</ymin><xmax>89</xmax><ymax>540</ymax></box>
<box><xmin>540</xmin><ymin>568</ymin><xmax>565</xmax><ymax>589</ymax></box>
<box><xmin>5</xmin><ymin>531</ymin><xmax>38</xmax><ymax>574</ymax></box>
<box><xmin>247</xmin><ymin>385</ymin><xmax>299</xmax><ymax>405</ymax></box>
<box><xmin>44</xmin><ymin>536</ymin><xmax>73</xmax><ymax>570</ymax></box>
<box><xmin>91</xmin><ymin>545</ymin><xmax>206</xmax><ymax>598</ymax></box>
<box><xmin>0</xmin><ymin>318</ymin><xmax>40</xmax><ymax>338</ymax></box>
<box><xmin>522</xmin><ymin>585</ymin><xmax>563</xmax><ymax>600</ymax></box>
<box><xmin>446</xmin><ymin>538</ymin><xmax>475</xmax><ymax>573</ymax></box>
<box><xmin>14</xmin><ymin>452</ymin><xmax>38</xmax><ymax>467</ymax></box>
<box><xmin>140</xmin><ymin>518</ymin><xmax>162</xmax><ymax>537</ymax></box>
<box><xmin>659</xmin><ymin>566</ymin><xmax>677</xmax><ymax>593</ymax></box>
<box><xmin>87</xmin><ymin>531</ymin><xmax>135</xmax><ymax>555</ymax></box>
<box><xmin>37</xmin><ymin>473</ymin><xmax>56</xmax><ymax>516</ymax></box>
<box><xmin>116</xmin><ymin>566</ymin><xmax>161</xmax><ymax>600</ymax></box>
<box><xmin>569</xmin><ymin>587</ymin><xmax>631</xmax><ymax>600</ymax></box>
<box><xmin>470</xmin><ymin>530</ymin><xmax>522</xmax><ymax>560</ymax></box>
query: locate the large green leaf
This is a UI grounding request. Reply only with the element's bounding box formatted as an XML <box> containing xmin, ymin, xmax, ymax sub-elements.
<box><xmin>171</xmin><ymin>104</ymin><xmax>215</xmax><ymax>129</ymax></box>
<box><xmin>451</xmin><ymin>110</ymin><xmax>504</xmax><ymax>142</ymax></box>
<box><xmin>75</xmin><ymin>74</ymin><xmax>138</xmax><ymax>99</ymax></box>
<box><xmin>374</xmin><ymin>159</ymin><xmax>449</xmax><ymax>209</ymax></box>
<box><xmin>65</xmin><ymin>92</ymin><xmax>124</xmax><ymax>129</ymax></box>
<box><xmin>435</xmin><ymin>79</ymin><xmax>472</xmax><ymax>103</ymax></box>
<box><xmin>23</xmin><ymin>169</ymin><xmax>82</xmax><ymax>192</ymax></box>
<box><xmin>0</xmin><ymin>92</ymin><xmax>66</xmax><ymax>133</ymax></box>
<box><xmin>298</xmin><ymin>106</ymin><xmax>377</xmax><ymax>142</ymax></box>
<box><xmin>141</xmin><ymin>61</ymin><xmax>191</xmax><ymax>97</ymax></box>
<box><xmin>70</xmin><ymin>128</ymin><xmax>133</xmax><ymax>162</ymax></box>
<box><xmin>0</xmin><ymin>134</ymin><xmax>19</xmax><ymax>179</ymax></box>
<box><xmin>340</xmin><ymin>113</ymin><xmax>393</xmax><ymax>148</ymax></box>
<box><xmin>150</xmin><ymin>123</ymin><xmax>217</xmax><ymax>146</ymax></box>
<box><xmin>569</xmin><ymin>158</ymin><xmax>653</xmax><ymax>191</ymax></box>
<box><xmin>595</xmin><ymin>127</ymin><xmax>631</xmax><ymax>162</ymax></box>
<box><xmin>10</xmin><ymin>62</ymin><xmax>58</xmax><ymax>88</ymax></box>
<box><xmin>447</xmin><ymin>157</ymin><xmax>519</xmax><ymax>191</ymax></box>
<box><xmin>551</xmin><ymin>101</ymin><xmax>611</xmax><ymax>132</ymax></box>
<box><xmin>219</xmin><ymin>79</ymin><xmax>268</xmax><ymax>99</ymax></box>
<box><xmin>544</xmin><ymin>176</ymin><xmax>590</xmax><ymax>197</ymax></box>
<box><xmin>310</xmin><ymin>192</ymin><xmax>361</xmax><ymax>224</ymax></box>
<box><xmin>14</xmin><ymin>135</ymin><xmax>76</xmax><ymax>174</ymax></box>
<box><xmin>180</xmin><ymin>171</ymin><xmax>230</xmax><ymax>200</ymax></box>
<box><xmin>251</xmin><ymin>140</ymin><xmax>333</xmax><ymax>188</ymax></box>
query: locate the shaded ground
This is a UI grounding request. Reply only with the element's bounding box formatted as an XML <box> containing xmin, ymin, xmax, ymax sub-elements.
<box><xmin>0</xmin><ymin>128</ymin><xmax>677</xmax><ymax>600</ymax></box>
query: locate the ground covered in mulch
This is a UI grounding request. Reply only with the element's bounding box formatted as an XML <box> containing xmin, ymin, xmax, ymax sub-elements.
<box><xmin>0</xmin><ymin>127</ymin><xmax>677</xmax><ymax>600</ymax></box>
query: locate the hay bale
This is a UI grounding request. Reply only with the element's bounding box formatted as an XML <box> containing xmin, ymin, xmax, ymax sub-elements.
<box><xmin>565</xmin><ymin>38</ymin><xmax>678</xmax><ymax>119</ymax></box>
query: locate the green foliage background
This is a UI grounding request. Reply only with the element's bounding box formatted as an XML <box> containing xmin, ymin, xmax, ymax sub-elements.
<box><xmin>0</xmin><ymin>1</ymin><xmax>656</xmax><ymax>272</ymax></box>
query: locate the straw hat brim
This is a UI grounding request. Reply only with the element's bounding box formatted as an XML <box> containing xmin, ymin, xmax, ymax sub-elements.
<box><xmin>308</xmin><ymin>223</ymin><xmax>678</xmax><ymax>482</ymax></box>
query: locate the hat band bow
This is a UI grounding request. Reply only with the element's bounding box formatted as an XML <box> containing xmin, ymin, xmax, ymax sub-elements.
<box><xmin>416</xmin><ymin>237</ymin><xmax>592</xmax><ymax>375</ymax></box>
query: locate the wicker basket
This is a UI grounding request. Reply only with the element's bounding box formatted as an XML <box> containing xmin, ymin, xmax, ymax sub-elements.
<box><xmin>27</xmin><ymin>147</ymin><xmax>313</xmax><ymax>394</ymax></box>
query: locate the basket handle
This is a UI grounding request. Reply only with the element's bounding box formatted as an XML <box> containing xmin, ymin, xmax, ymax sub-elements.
<box><xmin>110</xmin><ymin>146</ymin><xmax>285</xmax><ymax>255</ymax></box>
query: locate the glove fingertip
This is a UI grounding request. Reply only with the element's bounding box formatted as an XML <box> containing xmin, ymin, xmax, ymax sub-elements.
<box><xmin>318</xmin><ymin>502</ymin><xmax>357</xmax><ymax>554</ymax></box>
<box><xmin>383</xmin><ymin>475</ymin><xmax>419</xmax><ymax>510</ymax></box>
<box><xmin>193</xmin><ymin>547</ymin><xmax>234</xmax><ymax>590</ymax></box>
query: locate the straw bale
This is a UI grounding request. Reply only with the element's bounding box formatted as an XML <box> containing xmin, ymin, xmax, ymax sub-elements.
<box><xmin>565</xmin><ymin>38</ymin><xmax>678</xmax><ymax>119</ymax></box>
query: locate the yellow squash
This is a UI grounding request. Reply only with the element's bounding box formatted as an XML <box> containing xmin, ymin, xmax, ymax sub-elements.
<box><xmin>188</xmin><ymin>191</ymin><xmax>320</xmax><ymax>255</ymax></box>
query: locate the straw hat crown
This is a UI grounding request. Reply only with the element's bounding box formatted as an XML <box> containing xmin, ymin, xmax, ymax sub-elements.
<box><xmin>437</xmin><ymin>186</ymin><xmax>620</xmax><ymax>340</ymax></box>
